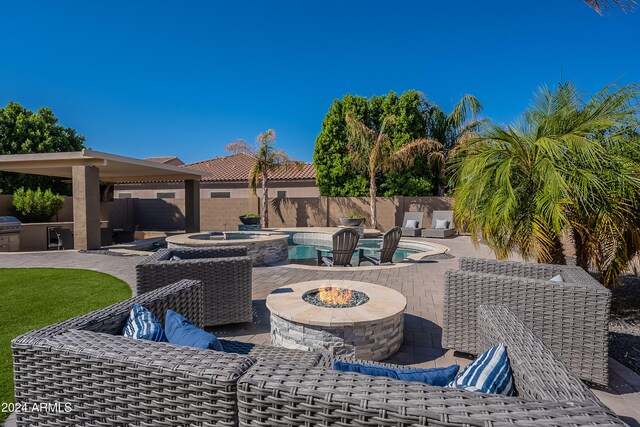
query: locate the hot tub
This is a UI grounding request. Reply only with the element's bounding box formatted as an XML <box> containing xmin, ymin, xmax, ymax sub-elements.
<box><xmin>166</xmin><ymin>231</ymin><xmax>289</xmax><ymax>266</ymax></box>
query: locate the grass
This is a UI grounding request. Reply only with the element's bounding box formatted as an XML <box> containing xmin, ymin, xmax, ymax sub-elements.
<box><xmin>0</xmin><ymin>268</ymin><xmax>131</xmax><ymax>422</ymax></box>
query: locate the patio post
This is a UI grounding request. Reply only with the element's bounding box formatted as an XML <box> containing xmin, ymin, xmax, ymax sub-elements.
<box><xmin>184</xmin><ymin>179</ymin><xmax>201</xmax><ymax>232</ymax></box>
<box><xmin>72</xmin><ymin>165</ymin><xmax>101</xmax><ymax>250</ymax></box>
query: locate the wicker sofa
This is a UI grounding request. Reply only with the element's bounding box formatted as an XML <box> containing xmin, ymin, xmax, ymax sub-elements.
<box><xmin>11</xmin><ymin>280</ymin><xmax>319</xmax><ymax>427</ymax></box>
<box><xmin>239</xmin><ymin>305</ymin><xmax>621</xmax><ymax>426</ymax></box>
<box><xmin>443</xmin><ymin>257</ymin><xmax>611</xmax><ymax>385</ymax></box>
<box><xmin>12</xmin><ymin>279</ymin><xmax>623</xmax><ymax>426</ymax></box>
<box><xmin>136</xmin><ymin>246</ymin><xmax>253</xmax><ymax>326</ymax></box>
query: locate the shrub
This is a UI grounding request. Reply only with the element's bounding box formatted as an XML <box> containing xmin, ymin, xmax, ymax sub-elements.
<box><xmin>243</xmin><ymin>213</ymin><xmax>260</xmax><ymax>218</ymax></box>
<box><xmin>346</xmin><ymin>214</ymin><xmax>365</xmax><ymax>219</ymax></box>
<box><xmin>12</xmin><ymin>187</ymin><xmax>64</xmax><ymax>223</ymax></box>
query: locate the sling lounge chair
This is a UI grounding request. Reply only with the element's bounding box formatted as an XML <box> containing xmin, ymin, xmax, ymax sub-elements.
<box><xmin>401</xmin><ymin>212</ymin><xmax>424</xmax><ymax>237</ymax></box>
<box><xmin>421</xmin><ymin>210</ymin><xmax>456</xmax><ymax>238</ymax></box>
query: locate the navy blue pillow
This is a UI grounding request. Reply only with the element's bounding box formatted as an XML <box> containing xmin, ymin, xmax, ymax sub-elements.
<box><xmin>333</xmin><ymin>360</ymin><xmax>459</xmax><ymax>387</ymax></box>
<box><xmin>164</xmin><ymin>310</ymin><xmax>224</xmax><ymax>351</ymax></box>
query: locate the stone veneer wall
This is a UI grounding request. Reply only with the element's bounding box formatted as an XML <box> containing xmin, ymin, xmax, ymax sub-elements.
<box><xmin>270</xmin><ymin>311</ymin><xmax>404</xmax><ymax>361</ymax></box>
<box><xmin>168</xmin><ymin>235</ymin><xmax>288</xmax><ymax>267</ymax></box>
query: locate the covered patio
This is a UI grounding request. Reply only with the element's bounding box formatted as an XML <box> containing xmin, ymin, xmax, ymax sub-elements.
<box><xmin>0</xmin><ymin>149</ymin><xmax>208</xmax><ymax>250</ymax></box>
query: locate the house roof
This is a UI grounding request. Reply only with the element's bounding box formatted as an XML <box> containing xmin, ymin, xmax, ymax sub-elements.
<box><xmin>144</xmin><ymin>156</ymin><xmax>185</xmax><ymax>166</ymax></box>
<box><xmin>186</xmin><ymin>152</ymin><xmax>316</xmax><ymax>182</ymax></box>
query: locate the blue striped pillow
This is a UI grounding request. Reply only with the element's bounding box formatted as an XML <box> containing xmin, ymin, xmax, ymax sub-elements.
<box><xmin>122</xmin><ymin>303</ymin><xmax>167</xmax><ymax>342</ymax></box>
<box><xmin>447</xmin><ymin>343</ymin><xmax>514</xmax><ymax>396</ymax></box>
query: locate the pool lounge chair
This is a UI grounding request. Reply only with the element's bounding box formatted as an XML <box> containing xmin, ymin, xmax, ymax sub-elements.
<box><xmin>421</xmin><ymin>210</ymin><xmax>456</xmax><ymax>238</ymax></box>
<box><xmin>400</xmin><ymin>212</ymin><xmax>424</xmax><ymax>237</ymax></box>
<box><xmin>358</xmin><ymin>226</ymin><xmax>402</xmax><ymax>265</ymax></box>
<box><xmin>317</xmin><ymin>228</ymin><xmax>360</xmax><ymax>266</ymax></box>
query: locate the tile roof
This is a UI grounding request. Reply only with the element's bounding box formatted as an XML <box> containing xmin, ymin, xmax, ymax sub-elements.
<box><xmin>185</xmin><ymin>152</ymin><xmax>316</xmax><ymax>182</ymax></box>
<box><xmin>144</xmin><ymin>156</ymin><xmax>185</xmax><ymax>166</ymax></box>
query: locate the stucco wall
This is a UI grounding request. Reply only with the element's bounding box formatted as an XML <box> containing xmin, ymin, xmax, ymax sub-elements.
<box><xmin>0</xmin><ymin>193</ymin><xmax>454</xmax><ymax>233</ymax></box>
<box><xmin>113</xmin><ymin>180</ymin><xmax>319</xmax><ymax>199</ymax></box>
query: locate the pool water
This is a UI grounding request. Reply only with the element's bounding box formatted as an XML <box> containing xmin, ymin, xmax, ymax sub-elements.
<box><xmin>288</xmin><ymin>240</ymin><xmax>418</xmax><ymax>265</ymax></box>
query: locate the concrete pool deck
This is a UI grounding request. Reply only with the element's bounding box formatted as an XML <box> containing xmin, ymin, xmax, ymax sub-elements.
<box><xmin>1</xmin><ymin>235</ymin><xmax>639</xmax><ymax>425</ymax></box>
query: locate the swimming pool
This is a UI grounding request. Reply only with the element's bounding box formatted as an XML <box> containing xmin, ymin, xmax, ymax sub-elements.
<box><xmin>288</xmin><ymin>239</ymin><xmax>419</xmax><ymax>265</ymax></box>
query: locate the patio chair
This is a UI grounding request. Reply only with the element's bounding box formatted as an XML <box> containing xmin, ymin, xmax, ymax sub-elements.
<box><xmin>421</xmin><ymin>210</ymin><xmax>456</xmax><ymax>238</ymax></box>
<box><xmin>136</xmin><ymin>246</ymin><xmax>252</xmax><ymax>326</ymax></box>
<box><xmin>317</xmin><ymin>228</ymin><xmax>359</xmax><ymax>266</ymax></box>
<box><xmin>400</xmin><ymin>212</ymin><xmax>424</xmax><ymax>237</ymax></box>
<box><xmin>443</xmin><ymin>257</ymin><xmax>612</xmax><ymax>385</ymax></box>
<box><xmin>358</xmin><ymin>226</ymin><xmax>402</xmax><ymax>265</ymax></box>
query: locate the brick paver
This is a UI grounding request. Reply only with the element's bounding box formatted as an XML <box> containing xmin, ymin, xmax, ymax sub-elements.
<box><xmin>1</xmin><ymin>236</ymin><xmax>639</xmax><ymax>426</ymax></box>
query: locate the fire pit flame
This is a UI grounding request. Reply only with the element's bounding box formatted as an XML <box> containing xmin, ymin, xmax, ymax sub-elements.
<box><xmin>302</xmin><ymin>286</ymin><xmax>369</xmax><ymax>308</ymax></box>
<box><xmin>317</xmin><ymin>287</ymin><xmax>353</xmax><ymax>306</ymax></box>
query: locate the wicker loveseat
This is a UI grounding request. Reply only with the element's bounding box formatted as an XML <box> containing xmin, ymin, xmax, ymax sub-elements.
<box><xmin>136</xmin><ymin>246</ymin><xmax>253</xmax><ymax>326</ymax></box>
<box><xmin>443</xmin><ymin>257</ymin><xmax>611</xmax><ymax>385</ymax></box>
<box><xmin>12</xmin><ymin>280</ymin><xmax>623</xmax><ymax>426</ymax></box>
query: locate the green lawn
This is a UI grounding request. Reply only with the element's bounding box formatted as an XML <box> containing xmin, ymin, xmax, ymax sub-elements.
<box><xmin>0</xmin><ymin>268</ymin><xmax>131</xmax><ymax>422</ymax></box>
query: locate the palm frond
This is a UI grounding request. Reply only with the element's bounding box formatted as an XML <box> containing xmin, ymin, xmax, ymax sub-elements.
<box><xmin>583</xmin><ymin>0</ymin><xmax>636</xmax><ymax>14</ymax></box>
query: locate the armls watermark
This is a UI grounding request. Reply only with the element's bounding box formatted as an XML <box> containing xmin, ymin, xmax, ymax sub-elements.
<box><xmin>2</xmin><ymin>402</ymin><xmax>72</xmax><ymax>413</ymax></box>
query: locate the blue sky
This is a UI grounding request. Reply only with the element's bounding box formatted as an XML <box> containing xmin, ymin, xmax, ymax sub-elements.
<box><xmin>1</xmin><ymin>1</ymin><xmax>638</xmax><ymax>163</ymax></box>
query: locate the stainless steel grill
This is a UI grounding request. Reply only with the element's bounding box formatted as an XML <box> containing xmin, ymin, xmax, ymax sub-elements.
<box><xmin>0</xmin><ymin>216</ymin><xmax>22</xmax><ymax>251</ymax></box>
<box><xmin>0</xmin><ymin>216</ymin><xmax>23</xmax><ymax>234</ymax></box>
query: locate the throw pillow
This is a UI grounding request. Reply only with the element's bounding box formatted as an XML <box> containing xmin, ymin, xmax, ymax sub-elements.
<box><xmin>406</xmin><ymin>219</ymin><xmax>419</xmax><ymax>228</ymax></box>
<box><xmin>447</xmin><ymin>343</ymin><xmax>514</xmax><ymax>396</ymax></box>
<box><xmin>165</xmin><ymin>310</ymin><xmax>224</xmax><ymax>351</ymax></box>
<box><xmin>170</xmin><ymin>255</ymin><xmax>182</xmax><ymax>261</ymax></box>
<box><xmin>333</xmin><ymin>360</ymin><xmax>459</xmax><ymax>387</ymax></box>
<box><xmin>122</xmin><ymin>303</ymin><xmax>167</xmax><ymax>342</ymax></box>
<box><xmin>549</xmin><ymin>274</ymin><xmax>564</xmax><ymax>283</ymax></box>
<box><xmin>434</xmin><ymin>219</ymin><xmax>449</xmax><ymax>229</ymax></box>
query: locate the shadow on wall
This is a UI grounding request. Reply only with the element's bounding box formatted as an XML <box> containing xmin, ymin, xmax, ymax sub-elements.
<box><xmin>270</xmin><ymin>197</ymin><xmax>327</xmax><ymax>228</ymax></box>
<box><xmin>133</xmin><ymin>199</ymin><xmax>185</xmax><ymax>231</ymax></box>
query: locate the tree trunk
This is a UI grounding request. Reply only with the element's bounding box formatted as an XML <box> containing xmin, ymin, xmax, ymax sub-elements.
<box><xmin>572</xmin><ymin>227</ymin><xmax>589</xmax><ymax>270</ymax></box>
<box><xmin>538</xmin><ymin>232</ymin><xmax>566</xmax><ymax>265</ymax></box>
<box><xmin>262</xmin><ymin>174</ymin><xmax>269</xmax><ymax>228</ymax></box>
<box><xmin>370</xmin><ymin>175</ymin><xmax>377</xmax><ymax>229</ymax></box>
<box><xmin>437</xmin><ymin>164</ymin><xmax>445</xmax><ymax>196</ymax></box>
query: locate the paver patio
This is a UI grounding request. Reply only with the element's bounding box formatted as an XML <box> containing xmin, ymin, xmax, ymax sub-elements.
<box><xmin>1</xmin><ymin>236</ymin><xmax>639</xmax><ymax>426</ymax></box>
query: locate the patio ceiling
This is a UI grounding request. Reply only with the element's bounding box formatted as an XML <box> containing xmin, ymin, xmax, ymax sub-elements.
<box><xmin>0</xmin><ymin>149</ymin><xmax>208</xmax><ymax>183</ymax></box>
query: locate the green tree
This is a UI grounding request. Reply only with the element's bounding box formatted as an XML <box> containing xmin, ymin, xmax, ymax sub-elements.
<box><xmin>0</xmin><ymin>101</ymin><xmax>85</xmax><ymax>195</ymax></box>
<box><xmin>226</xmin><ymin>129</ymin><xmax>301</xmax><ymax>228</ymax></box>
<box><xmin>451</xmin><ymin>83</ymin><xmax>640</xmax><ymax>286</ymax></box>
<box><xmin>313</xmin><ymin>90</ymin><xmax>435</xmax><ymax>197</ymax></box>
<box><xmin>345</xmin><ymin>113</ymin><xmax>442</xmax><ymax>228</ymax></box>
<box><xmin>423</xmin><ymin>95</ymin><xmax>484</xmax><ymax>196</ymax></box>
<box><xmin>12</xmin><ymin>187</ymin><xmax>64</xmax><ymax>223</ymax></box>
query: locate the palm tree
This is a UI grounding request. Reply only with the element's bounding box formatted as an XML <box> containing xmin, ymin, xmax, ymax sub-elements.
<box><xmin>345</xmin><ymin>113</ymin><xmax>442</xmax><ymax>229</ymax></box>
<box><xmin>225</xmin><ymin>129</ymin><xmax>301</xmax><ymax>228</ymax></box>
<box><xmin>423</xmin><ymin>94</ymin><xmax>484</xmax><ymax>196</ymax></box>
<box><xmin>582</xmin><ymin>0</ymin><xmax>636</xmax><ymax>14</ymax></box>
<box><xmin>451</xmin><ymin>83</ymin><xmax>640</xmax><ymax>285</ymax></box>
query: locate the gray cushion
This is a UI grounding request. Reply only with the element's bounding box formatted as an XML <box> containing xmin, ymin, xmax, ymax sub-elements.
<box><xmin>435</xmin><ymin>219</ymin><xmax>449</xmax><ymax>230</ymax></box>
<box><xmin>406</xmin><ymin>219</ymin><xmax>419</xmax><ymax>228</ymax></box>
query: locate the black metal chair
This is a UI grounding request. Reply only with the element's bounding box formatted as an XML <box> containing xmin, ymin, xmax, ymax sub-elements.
<box><xmin>358</xmin><ymin>226</ymin><xmax>402</xmax><ymax>265</ymax></box>
<box><xmin>317</xmin><ymin>228</ymin><xmax>360</xmax><ymax>267</ymax></box>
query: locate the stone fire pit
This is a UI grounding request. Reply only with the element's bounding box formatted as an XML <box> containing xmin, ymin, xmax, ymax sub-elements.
<box><xmin>266</xmin><ymin>280</ymin><xmax>406</xmax><ymax>360</ymax></box>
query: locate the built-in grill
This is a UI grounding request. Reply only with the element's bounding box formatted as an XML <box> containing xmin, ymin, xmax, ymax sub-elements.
<box><xmin>0</xmin><ymin>216</ymin><xmax>22</xmax><ymax>252</ymax></box>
